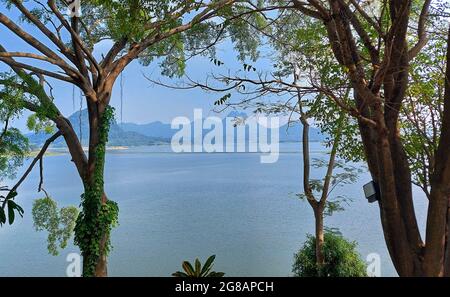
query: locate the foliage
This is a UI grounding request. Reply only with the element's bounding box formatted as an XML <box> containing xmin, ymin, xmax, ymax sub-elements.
<box><xmin>0</xmin><ymin>72</ymin><xmax>30</xmax><ymax>227</ymax></box>
<box><xmin>26</xmin><ymin>114</ymin><xmax>55</xmax><ymax>135</ymax></box>
<box><xmin>271</xmin><ymin>13</ymin><xmax>364</xmax><ymax>162</ymax></box>
<box><xmin>402</xmin><ymin>31</ymin><xmax>448</xmax><ymax>198</ymax></box>
<box><xmin>74</xmin><ymin>106</ymin><xmax>119</xmax><ymax>276</ymax></box>
<box><xmin>0</xmin><ymin>73</ymin><xmax>30</xmax><ymax>181</ymax></box>
<box><xmin>205</xmin><ymin>6</ymin><xmax>365</xmax><ymax>162</ymax></box>
<box><xmin>0</xmin><ymin>128</ymin><xmax>29</xmax><ymax>181</ymax></box>
<box><xmin>0</xmin><ymin>191</ymin><xmax>24</xmax><ymax>226</ymax></box>
<box><xmin>32</xmin><ymin>196</ymin><xmax>79</xmax><ymax>256</ymax></box>
<box><xmin>293</xmin><ymin>232</ymin><xmax>367</xmax><ymax>277</ymax></box>
<box><xmin>7</xmin><ymin>0</ymin><xmax>262</xmax><ymax>78</ymax></box>
<box><xmin>297</xmin><ymin>159</ymin><xmax>363</xmax><ymax>217</ymax></box>
<box><xmin>214</xmin><ymin>93</ymin><xmax>232</xmax><ymax>106</ymax></box>
<box><xmin>172</xmin><ymin>255</ymin><xmax>225</xmax><ymax>277</ymax></box>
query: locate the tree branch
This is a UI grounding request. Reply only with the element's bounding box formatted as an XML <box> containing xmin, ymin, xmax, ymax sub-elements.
<box><xmin>408</xmin><ymin>0</ymin><xmax>432</xmax><ymax>60</ymax></box>
<box><xmin>6</xmin><ymin>131</ymin><xmax>62</xmax><ymax>199</ymax></box>
<box><xmin>0</xmin><ymin>11</ymin><xmax>68</xmax><ymax>66</ymax></box>
<box><xmin>9</xmin><ymin>0</ymin><xmax>76</xmax><ymax>64</ymax></box>
<box><xmin>348</xmin><ymin>0</ymin><xmax>383</xmax><ymax>35</ymax></box>
<box><xmin>0</xmin><ymin>56</ymin><xmax>75</xmax><ymax>83</ymax></box>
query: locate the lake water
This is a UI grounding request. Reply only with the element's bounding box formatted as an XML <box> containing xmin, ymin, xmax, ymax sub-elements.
<box><xmin>0</xmin><ymin>143</ymin><xmax>428</xmax><ymax>276</ymax></box>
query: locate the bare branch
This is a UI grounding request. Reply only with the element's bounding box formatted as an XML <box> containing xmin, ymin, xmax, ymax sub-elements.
<box><xmin>348</xmin><ymin>0</ymin><xmax>383</xmax><ymax>35</ymax></box>
<box><xmin>6</xmin><ymin>131</ymin><xmax>62</xmax><ymax>200</ymax></box>
<box><xmin>47</xmin><ymin>0</ymin><xmax>101</xmax><ymax>80</ymax></box>
<box><xmin>408</xmin><ymin>0</ymin><xmax>432</xmax><ymax>60</ymax></box>
<box><xmin>292</xmin><ymin>1</ymin><xmax>324</xmax><ymax>19</ymax></box>
<box><xmin>0</xmin><ymin>56</ymin><xmax>75</xmax><ymax>83</ymax></box>
<box><xmin>0</xmin><ymin>11</ymin><xmax>66</xmax><ymax>64</ymax></box>
<box><xmin>9</xmin><ymin>0</ymin><xmax>76</xmax><ymax>64</ymax></box>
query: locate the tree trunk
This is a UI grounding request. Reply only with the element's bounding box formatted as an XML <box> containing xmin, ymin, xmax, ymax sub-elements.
<box><xmin>314</xmin><ymin>206</ymin><xmax>325</xmax><ymax>273</ymax></box>
<box><xmin>80</xmin><ymin>192</ymin><xmax>110</xmax><ymax>277</ymax></box>
<box><xmin>53</xmin><ymin>105</ymin><xmax>111</xmax><ymax>277</ymax></box>
<box><xmin>444</xmin><ymin>196</ymin><xmax>450</xmax><ymax>276</ymax></box>
<box><xmin>88</xmin><ymin>102</ymin><xmax>109</xmax><ymax>277</ymax></box>
<box><xmin>71</xmin><ymin>97</ymin><xmax>116</xmax><ymax>277</ymax></box>
<box><xmin>95</xmin><ymin>236</ymin><xmax>109</xmax><ymax>277</ymax></box>
<box><xmin>324</xmin><ymin>0</ymin><xmax>424</xmax><ymax>276</ymax></box>
<box><xmin>94</xmin><ymin>191</ymin><xmax>109</xmax><ymax>277</ymax></box>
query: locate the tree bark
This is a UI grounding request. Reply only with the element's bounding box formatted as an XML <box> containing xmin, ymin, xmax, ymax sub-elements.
<box><xmin>444</xmin><ymin>198</ymin><xmax>450</xmax><ymax>276</ymax></box>
<box><xmin>94</xmin><ymin>191</ymin><xmax>110</xmax><ymax>277</ymax></box>
<box><xmin>84</xmin><ymin>100</ymin><xmax>110</xmax><ymax>277</ymax></box>
<box><xmin>423</xmin><ymin>25</ymin><xmax>450</xmax><ymax>276</ymax></box>
<box><xmin>53</xmin><ymin>116</ymin><xmax>87</xmax><ymax>179</ymax></box>
<box><xmin>314</xmin><ymin>206</ymin><xmax>325</xmax><ymax>271</ymax></box>
<box><xmin>300</xmin><ymin>107</ymin><xmax>325</xmax><ymax>269</ymax></box>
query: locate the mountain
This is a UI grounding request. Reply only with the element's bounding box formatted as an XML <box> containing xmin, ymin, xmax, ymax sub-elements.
<box><xmin>27</xmin><ymin>110</ymin><xmax>327</xmax><ymax>147</ymax></box>
<box><xmin>278</xmin><ymin>123</ymin><xmax>326</xmax><ymax>142</ymax></box>
<box><xmin>119</xmin><ymin>121</ymin><xmax>174</xmax><ymax>139</ymax></box>
<box><xmin>27</xmin><ymin>109</ymin><xmax>169</xmax><ymax>147</ymax></box>
<box><xmin>119</xmin><ymin>112</ymin><xmax>327</xmax><ymax>143</ymax></box>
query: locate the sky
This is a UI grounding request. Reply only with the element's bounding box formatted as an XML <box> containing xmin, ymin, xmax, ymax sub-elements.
<box><xmin>0</xmin><ymin>4</ymin><xmax>279</xmax><ymax>132</ymax></box>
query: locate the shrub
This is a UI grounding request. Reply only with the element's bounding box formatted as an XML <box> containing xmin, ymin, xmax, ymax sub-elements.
<box><xmin>172</xmin><ymin>255</ymin><xmax>225</xmax><ymax>277</ymax></box>
<box><xmin>293</xmin><ymin>231</ymin><xmax>367</xmax><ymax>277</ymax></box>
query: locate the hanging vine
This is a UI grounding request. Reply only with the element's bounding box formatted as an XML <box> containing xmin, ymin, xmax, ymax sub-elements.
<box><xmin>72</xmin><ymin>85</ymin><xmax>75</xmax><ymax>111</ymax></box>
<box><xmin>79</xmin><ymin>89</ymin><xmax>83</xmax><ymax>144</ymax></box>
<box><xmin>120</xmin><ymin>72</ymin><xmax>124</xmax><ymax>124</ymax></box>
<box><xmin>74</xmin><ymin>106</ymin><xmax>119</xmax><ymax>277</ymax></box>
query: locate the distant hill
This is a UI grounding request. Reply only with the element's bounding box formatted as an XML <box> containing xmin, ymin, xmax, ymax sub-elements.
<box><xmin>27</xmin><ymin>110</ymin><xmax>327</xmax><ymax>147</ymax></box>
<box><xmin>27</xmin><ymin>109</ymin><xmax>169</xmax><ymax>147</ymax></box>
<box><xmin>119</xmin><ymin>112</ymin><xmax>326</xmax><ymax>143</ymax></box>
<box><xmin>120</xmin><ymin>121</ymin><xmax>174</xmax><ymax>139</ymax></box>
<box><xmin>278</xmin><ymin>123</ymin><xmax>325</xmax><ymax>142</ymax></box>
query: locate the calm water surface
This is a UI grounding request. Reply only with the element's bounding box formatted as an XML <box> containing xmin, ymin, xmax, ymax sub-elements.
<box><xmin>0</xmin><ymin>143</ymin><xmax>428</xmax><ymax>276</ymax></box>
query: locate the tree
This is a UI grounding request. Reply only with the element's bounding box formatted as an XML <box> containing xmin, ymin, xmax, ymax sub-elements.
<box><xmin>287</xmin><ymin>0</ymin><xmax>450</xmax><ymax>276</ymax></box>
<box><xmin>293</xmin><ymin>231</ymin><xmax>367</xmax><ymax>277</ymax></box>
<box><xmin>0</xmin><ymin>0</ymin><xmax>266</xmax><ymax>276</ymax></box>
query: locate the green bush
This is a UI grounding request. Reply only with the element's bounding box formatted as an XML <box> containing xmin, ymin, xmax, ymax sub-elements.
<box><xmin>172</xmin><ymin>255</ymin><xmax>225</xmax><ymax>277</ymax></box>
<box><xmin>293</xmin><ymin>231</ymin><xmax>367</xmax><ymax>277</ymax></box>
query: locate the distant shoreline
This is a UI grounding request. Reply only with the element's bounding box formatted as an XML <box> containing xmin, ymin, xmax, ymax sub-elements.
<box><xmin>105</xmin><ymin>146</ymin><xmax>129</xmax><ymax>151</ymax></box>
<box><xmin>29</xmin><ymin>141</ymin><xmax>328</xmax><ymax>156</ymax></box>
<box><xmin>29</xmin><ymin>145</ymin><xmax>130</xmax><ymax>156</ymax></box>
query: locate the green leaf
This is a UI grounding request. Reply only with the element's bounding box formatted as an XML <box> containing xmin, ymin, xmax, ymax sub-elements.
<box><xmin>172</xmin><ymin>271</ymin><xmax>189</xmax><ymax>277</ymax></box>
<box><xmin>8</xmin><ymin>200</ymin><xmax>24</xmax><ymax>217</ymax></box>
<box><xmin>7</xmin><ymin>200</ymin><xmax>15</xmax><ymax>225</ymax></box>
<box><xmin>201</xmin><ymin>255</ymin><xmax>216</xmax><ymax>276</ymax></box>
<box><xmin>0</xmin><ymin>208</ymin><xmax>6</xmax><ymax>225</ymax></box>
<box><xmin>194</xmin><ymin>258</ymin><xmax>201</xmax><ymax>276</ymax></box>
<box><xmin>182</xmin><ymin>261</ymin><xmax>195</xmax><ymax>276</ymax></box>
<box><xmin>214</xmin><ymin>93</ymin><xmax>231</xmax><ymax>106</ymax></box>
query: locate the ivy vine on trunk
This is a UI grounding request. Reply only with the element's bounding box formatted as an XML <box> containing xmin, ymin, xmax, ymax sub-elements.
<box><xmin>74</xmin><ymin>106</ymin><xmax>119</xmax><ymax>277</ymax></box>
